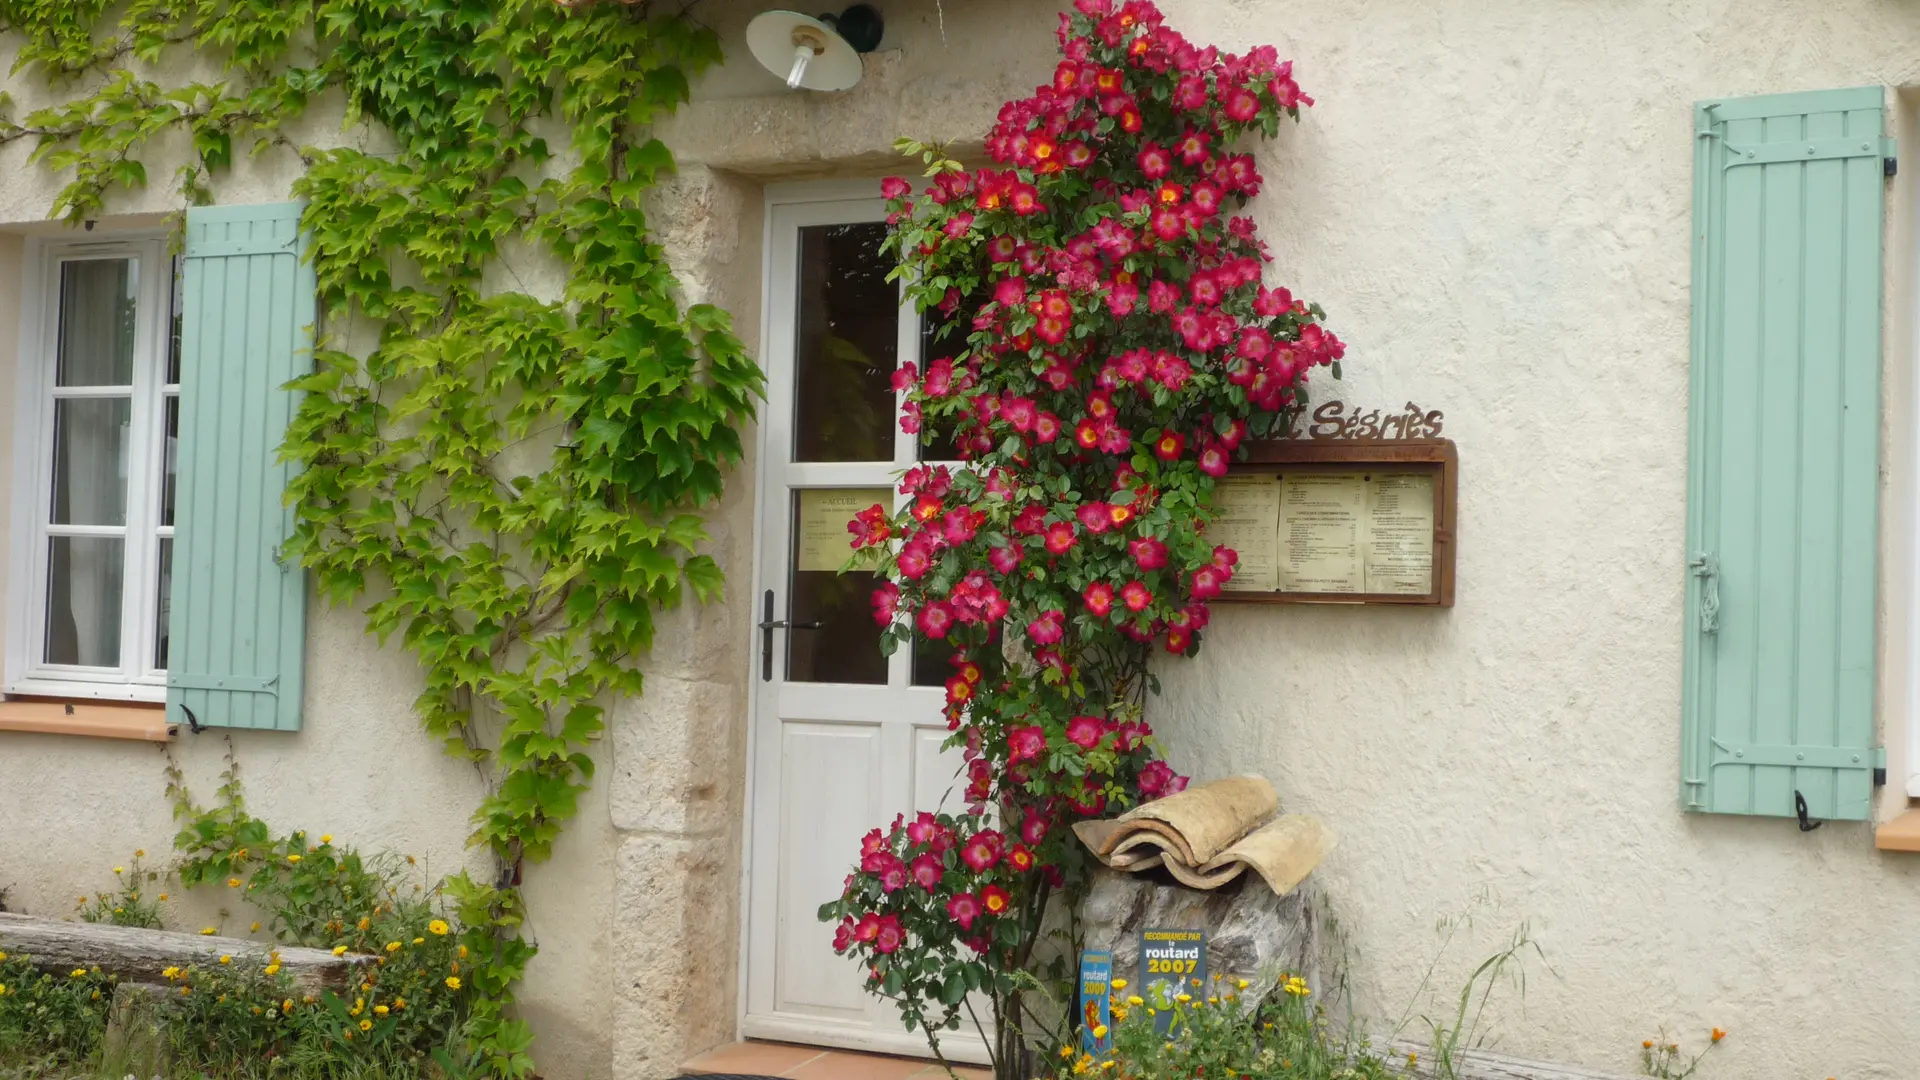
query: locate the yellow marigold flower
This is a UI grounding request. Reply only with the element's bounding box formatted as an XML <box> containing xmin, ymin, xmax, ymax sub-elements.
<box><xmin>375</xmin><ymin>1004</ymin><xmax>389</xmax><ymax>1016</ymax></box>
<box><xmin>332</xmin><ymin>946</ymin><xmax>349</xmax><ymax>957</ymax></box>
<box><xmin>1174</xmin><ymin>993</ymin><xmax>1192</xmax><ymax>1003</ymax></box>
<box><xmin>0</xmin><ymin>985</ymin><xmax>8</xmax><ymax>996</ymax></box>
<box><xmin>113</xmin><ymin>908</ymin><xmax>123</xmax><ymax>915</ymax></box>
<box><xmin>1126</xmin><ymin>995</ymin><xmax>1143</xmax><ymax>1006</ymax></box>
<box><xmin>218</xmin><ymin>955</ymin><xmax>232</xmax><ymax>965</ymax></box>
<box><xmin>1100</xmin><ymin>1064</ymin><xmax>1115</xmax><ymax>1072</ymax></box>
<box><xmin>264</xmin><ymin>964</ymin><xmax>281</xmax><ymax>976</ymax></box>
<box><xmin>227</xmin><ymin>878</ymin><xmax>241</xmax><ymax>888</ymax></box>
<box><xmin>1237</xmin><ymin>979</ymin><xmax>1250</xmax><ymax>990</ymax></box>
<box><xmin>200</xmin><ymin>927</ymin><xmax>217</xmax><ymax>936</ymax></box>
<box><xmin>161</xmin><ymin>966</ymin><xmax>180</xmax><ymax>979</ymax></box>
<box><xmin>429</xmin><ymin>919</ymin><xmax>450</xmax><ymax>936</ymax></box>
<box><xmin>1111</xmin><ymin>978</ymin><xmax>1127</xmax><ymax>990</ymax></box>
<box><xmin>179</xmin><ymin>986</ymin><xmax>191</xmax><ymax>995</ymax></box>
<box><xmin>283</xmin><ymin>998</ymin><xmax>294</xmax><ymax>1012</ymax></box>
<box><xmin>70</xmin><ymin>968</ymin><xmax>87</xmax><ymax>978</ymax></box>
<box><xmin>445</xmin><ymin>976</ymin><xmax>462</xmax><ymax>990</ymax></box>
<box><xmin>158</xmin><ymin>893</ymin><xmax>168</xmax><ymax>901</ymax></box>
<box><xmin>387</xmin><ymin>942</ymin><xmax>402</xmax><ymax>953</ymax></box>
<box><xmin>321</xmin><ymin>834</ymin><xmax>333</xmax><ymax>844</ymax></box>
<box><xmin>412</xmin><ymin>937</ymin><xmax>425</xmax><ymax>946</ymax></box>
<box><xmin>286</xmin><ymin>855</ymin><xmax>302</xmax><ymax>864</ymax></box>
<box><xmin>357</xmin><ymin>917</ymin><xmax>370</xmax><ymax>931</ymax></box>
<box><xmin>1711</xmin><ymin>1028</ymin><xmax>1727</xmax><ymax>1043</ymax></box>
<box><xmin>393</xmin><ymin>996</ymin><xmax>406</xmax><ymax>1010</ymax></box>
<box><xmin>1059</xmin><ymin>1046</ymin><xmax>1073</xmax><ymax>1060</ymax></box>
<box><xmin>1643</xmin><ymin>1040</ymin><xmax>1654</xmax><ymax>1049</ymax></box>
<box><xmin>1408</xmin><ymin>1052</ymin><xmax>1419</xmax><ymax>1065</ymax></box>
<box><xmin>359</xmin><ymin>1019</ymin><xmax>372</xmax><ymax>1032</ymax></box>
<box><xmin>458</xmin><ymin>945</ymin><xmax>468</xmax><ymax>959</ymax></box>
<box><xmin>113</xmin><ymin>866</ymin><xmax>124</xmax><ymax>875</ymax></box>
<box><xmin>250</xmin><ymin>922</ymin><xmax>260</xmax><ymax>933</ymax></box>
<box><xmin>134</xmin><ymin>849</ymin><xmax>145</xmax><ymax>857</ymax></box>
<box><xmin>1092</xmin><ymin>1024</ymin><xmax>1108</xmax><ymax>1039</ymax></box>
<box><xmin>0</xmin><ymin>951</ymin><xmax>7</xmax><ymax>962</ymax></box>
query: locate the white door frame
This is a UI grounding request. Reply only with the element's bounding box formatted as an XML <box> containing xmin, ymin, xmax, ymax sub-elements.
<box><xmin>735</xmin><ymin>180</ymin><xmax>988</xmax><ymax>1062</ymax></box>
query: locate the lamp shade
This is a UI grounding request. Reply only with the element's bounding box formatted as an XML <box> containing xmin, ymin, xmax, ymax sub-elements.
<box><xmin>746</xmin><ymin>9</ymin><xmax>865</xmax><ymax>92</ymax></box>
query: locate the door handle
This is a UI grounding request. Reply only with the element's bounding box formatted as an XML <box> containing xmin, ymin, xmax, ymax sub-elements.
<box><xmin>1688</xmin><ymin>553</ymin><xmax>1720</xmax><ymax>635</ymax></box>
<box><xmin>759</xmin><ymin>589</ymin><xmax>823</xmax><ymax>682</ymax></box>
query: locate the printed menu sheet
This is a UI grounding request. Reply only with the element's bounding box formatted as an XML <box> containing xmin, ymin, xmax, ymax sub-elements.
<box><xmin>1213</xmin><ymin>474</ymin><xmax>1281</xmax><ymax>592</ymax></box>
<box><xmin>795</xmin><ymin>487</ymin><xmax>892</xmax><ymax>573</ymax></box>
<box><xmin>1211</xmin><ymin>471</ymin><xmax>1435</xmax><ymax>596</ymax></box>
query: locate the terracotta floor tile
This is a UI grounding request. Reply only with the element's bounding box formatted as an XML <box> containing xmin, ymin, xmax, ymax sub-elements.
<box><xmin>784</xmin><ymin>1049</ymin><xmax>939</xmax><ymax>1080</ymax></box>
<box><xmin>682</xmin><ymin>1040</ymin><xmax>829</xmax><ymax>1076</ymax></box>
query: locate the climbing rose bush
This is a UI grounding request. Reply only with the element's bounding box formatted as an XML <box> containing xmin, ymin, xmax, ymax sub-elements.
<box><xmin>820</xmin><ymin>1</ymin><xmax>1344</xmax><ymax>1073</ymax></box>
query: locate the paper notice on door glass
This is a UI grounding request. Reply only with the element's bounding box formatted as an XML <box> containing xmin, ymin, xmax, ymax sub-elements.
<box><xmin>1277</xmin><ymin>475</ymin><xmax>1366</xmax><ymax>594</ymax></box>
<box><xmin>1210</xmin><ymin>474</ymin><xmax>1281</xmax><ymax>592</ymax></box>
<box><xmin>1363</xmin><ymin>473</ymin><xmax>1434</xmax><ymax>594</ymax></box>
<box><xmin>796</xmin><ymin>487</ymin><xmax>893</xmax><ymax>573</ymax></box>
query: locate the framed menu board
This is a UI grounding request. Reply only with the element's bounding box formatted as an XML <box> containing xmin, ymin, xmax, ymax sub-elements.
<box><xmin>1211</xmin><ymin>439</ymin><xmax>1457</xmax><ymax>607</ymax></box>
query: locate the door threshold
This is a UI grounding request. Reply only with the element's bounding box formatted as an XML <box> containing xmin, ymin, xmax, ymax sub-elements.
<box><xmin>683</xmin><ymin>1040</ymin><xmax>992</xmax><ymax>1080</ymax></box>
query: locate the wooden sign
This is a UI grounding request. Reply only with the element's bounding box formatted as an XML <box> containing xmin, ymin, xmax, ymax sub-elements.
<box><xmin>1213</xmin><ymin>437</ymin><xmax>1457</xmax><ymax>607</ymax></box>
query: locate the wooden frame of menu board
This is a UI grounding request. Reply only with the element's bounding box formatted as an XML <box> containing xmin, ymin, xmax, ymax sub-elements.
<box><xmin>1212</xmin><ymin>439</ymin><xmax>1457</xmax><ymax>607</ymax></box>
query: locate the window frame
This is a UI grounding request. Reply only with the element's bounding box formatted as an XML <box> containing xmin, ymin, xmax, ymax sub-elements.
<box><xmin>6</xmin><ymin>232</ymin><xmax>176</xmax><ymax>703</ymax></box>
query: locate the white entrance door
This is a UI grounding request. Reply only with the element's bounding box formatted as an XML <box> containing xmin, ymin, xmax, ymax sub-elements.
<box><xmin>740</xmin><ymin>185</ymin><xmax>987</xmax><ymax>1062</ymax></box>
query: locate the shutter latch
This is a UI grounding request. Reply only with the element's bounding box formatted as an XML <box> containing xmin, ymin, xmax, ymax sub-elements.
<box><xmin>1688</xmin><ymin>553</ymin><xmax>1720</xmax><ymax>634</ymax></box>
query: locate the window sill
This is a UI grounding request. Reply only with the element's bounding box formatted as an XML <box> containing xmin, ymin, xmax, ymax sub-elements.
<box><xmin>0</xmin><ymin>699</ymin><xmax>173</xmax><ymax>742</ymax></box>
<box><xmin>1875</xmin><ymin>808</ymin><xmax>1920</xmax><ymax>853</ymax></box>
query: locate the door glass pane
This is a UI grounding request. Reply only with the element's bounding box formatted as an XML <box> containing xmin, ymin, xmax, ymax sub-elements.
<box><xmin>51</xmin><ymin>398</ymin><xmax>131</xmax><ymax>526</ymax></box>
<box><xmin>794</xmin><ymin>223</ymin><xmax>897</xmax><ymax>463</ymax></box>
<box><xmin>786</xmin><ymin>489</ymin><xmax>891</xmax><ymax>684</ymax></box>
<box><xmin>45</xmin><ymin>536</ymin><xmax>124</xmax><ymax>666</ymax></box>
<box><xmin>160</xmin><ymin>395</ymin><xmax>178</xmax><ymax>526</ymax></box>
<box><xmin>56</xmin><ymin>259</ymin><xmax>138</xmax><ymax>387</ymax></box>
<box><xmin>913</xmin><ymin>634</ymin><xmax>960</xmax><ymax>687</ymax></box>
<box><xmin>918</xmin><ymin>300</ymin><xmax>979</xmax><ymax>462</ymax></box>
<box><xmin>154</xmin><ymin>538</ymin><xmax>172</xmax><ymax>670</ymax></box>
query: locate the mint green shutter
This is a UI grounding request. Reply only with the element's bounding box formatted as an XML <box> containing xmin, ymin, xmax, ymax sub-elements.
<box><xmin>167</xmin><ymin>203</ymin><xmax>313</xmax><ymax>731</ymax></box>
<box><xmin>1683</xmin><ymin>88</ymin><xmax>1889</xmax><ymax>820</ymax></box>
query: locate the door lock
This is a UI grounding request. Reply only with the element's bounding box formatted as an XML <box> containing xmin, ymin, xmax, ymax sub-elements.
<box><xmin>759</xmin><ymin>589</ymin><xmax>822</xmax><ymax>682</ymax></box>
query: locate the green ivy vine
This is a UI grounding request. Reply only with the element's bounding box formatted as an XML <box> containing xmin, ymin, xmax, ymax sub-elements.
<box><xmin>0</xmin><ymin>2</ymin><xmax>761</xmax><ymax>1074</ymax></box>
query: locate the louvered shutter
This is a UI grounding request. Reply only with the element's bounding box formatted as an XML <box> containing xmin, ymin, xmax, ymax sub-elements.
<box><xmin>1682</xmin><ymin>88</ymin><xmax>1891</xmax><ymax>820</ymax></box>
<box><xmin>167</xmin><ymin>203</ymin><xmax>313</xmax><ymax>731</ymax></box>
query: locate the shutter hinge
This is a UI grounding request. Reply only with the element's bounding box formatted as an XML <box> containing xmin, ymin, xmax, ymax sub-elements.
<box><xmin>1885</xmin><ymin>136</ymin><xmax>1898</xmax><ymax>177</ymax></box>
<box><xmin>168</xmin><ymin>673</ymin><xmax>280</xmax><ymax>695</ymax></box>
<box><xmin>1722</xmin><ymin>137</ymin><xmax>1884</xmax><ymax>168</ymax></box>
<box><xmin>1874</xmin><ymin>745</ymin><xmax>1888</xmax><ymax>786</ymax></box>
<box><xmin>1709</xmin><ymin>739</ymin><xmax>1875</xmax><ymax>771</ymax></box>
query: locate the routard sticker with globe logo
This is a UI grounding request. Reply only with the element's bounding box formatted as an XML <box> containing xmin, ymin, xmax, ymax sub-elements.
<box><xmin>1139</xmin><ymin>928</ymin><xmax>1207</xmax><ymax>1036</ymax></box>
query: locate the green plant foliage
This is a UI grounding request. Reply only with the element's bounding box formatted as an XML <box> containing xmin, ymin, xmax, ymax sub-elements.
<box><xmin>0</xmin><ymin>2</ymin><xmax>760</xmax><ymax>1075</ymax></box>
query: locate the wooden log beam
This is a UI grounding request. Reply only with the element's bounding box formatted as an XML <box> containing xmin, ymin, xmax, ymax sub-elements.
<box><xmin>0</xmin><ymin>913</ymin><xmax>375</xmax><ymax>994</ymax></box>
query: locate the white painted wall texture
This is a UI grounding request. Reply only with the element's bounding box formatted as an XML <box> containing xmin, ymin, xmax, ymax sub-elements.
<box><xmin>6</xmin><ymin>1</ymin><xmax>1920</xmax><ymax>1078</ymax></box>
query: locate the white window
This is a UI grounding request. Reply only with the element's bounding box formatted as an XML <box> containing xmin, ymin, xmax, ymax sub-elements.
<box><xmin>7</xmin><ymin>237</ymin><xmax>177</xmax><ymax>701</ymax></box>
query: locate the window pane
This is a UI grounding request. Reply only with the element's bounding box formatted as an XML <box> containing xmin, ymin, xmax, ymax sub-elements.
<box><xmin>154</xmin><ymin>538</ymin><xmax>172</xmax><ymax>670</ymax></box>
<box><xmin>56</xmin><ymin>259</ymin><xmax>138</xmax><ymax>387</ymax></box>
<box><xmin>794</xmin><ymin>223</ymin><xmax>897</xmax><ymax>463</ymax></box>
<box><xmin>166</xmin><ymin>256</ymin><xmax>182</xmax><ymax>384</ymax></box>
<box><xmin>51</xmin><ymin>397</ymin><xmax>131</xmax><ymax>526</ymax></box>
<box><xmin>786</xmin><ymin>489</ymin><xmax>889</xmax><ymax>685</ymax></box>
<box><xmin>45</xmin><ymin>536</ymin><xmax>124</xmax><ymax>667</ymax></box>
<box><xmin>160</xmin><ymin>395</ymin><xmax>178</xmax><ymax>527</ymax></box>
<box><xmin>918</xmin><ymin>302</ymin><xmax>978</xmax><ymax>462</ymax></box>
